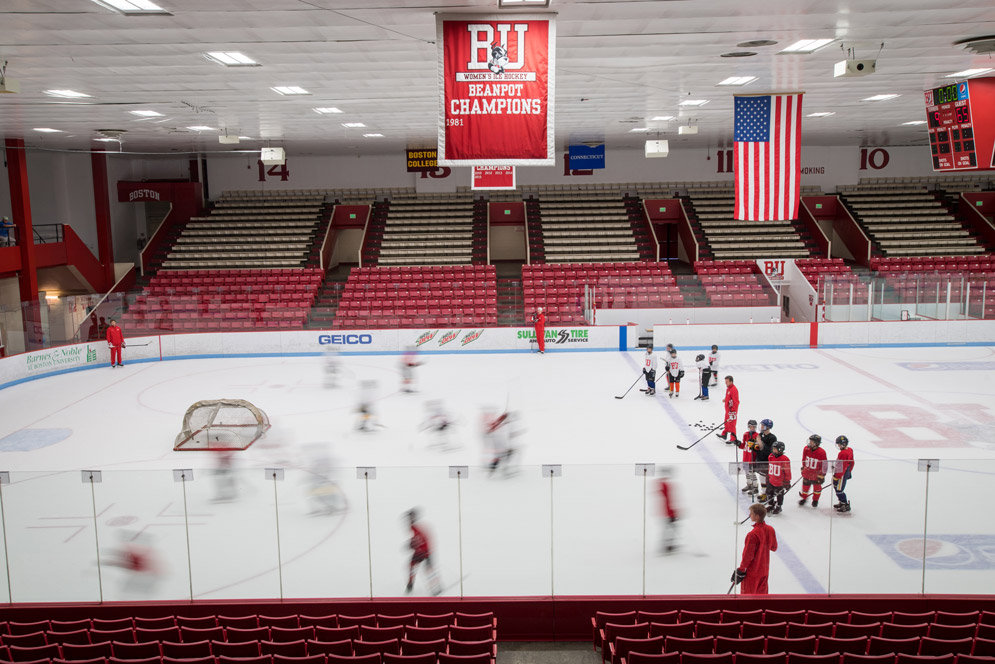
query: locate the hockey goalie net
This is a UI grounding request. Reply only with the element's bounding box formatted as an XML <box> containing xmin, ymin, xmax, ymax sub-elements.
<box><xmin>173</xmin><ymin>399</ymin><xmax>271</xmax><ymax>451</ymax></box>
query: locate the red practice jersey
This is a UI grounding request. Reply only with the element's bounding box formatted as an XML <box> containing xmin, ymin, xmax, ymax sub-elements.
<box><xmin>767</xmin><ymin>454</ymin><xmax>792</xmax><ymax>487</ymax></box>
<box><xmin>738</xmin><ymin>521</ymin><xmax>778</xmax><ymax>595</ymax></box>
<box><xmin>834</xmin><ymin>447</ymin><xmax>855</xmax><ymax>479</ymax></box>
<box><xmin>740</xmin><ymin>430</ymin><xmax>759</xmax><ymax>463</ymax></box>
<box><xmin>800</xmin><ymin>446</ymin><xmax>828</xmax><ymax>480</ymax></box>
<box><xmin>659</xmin><ymin>478</ymin><xmax>678</xmax><ymax>520</ymax></box>
<box><xmin>724</xmin><ymin>383</ymin><xmax>740</xmax><ymax>416</ymax></box>
<box><xmin>106</xmin><ymin>325</ymin><xmax>124</xmax><ymax>346</ymax></box>
<box><xmin>410</xmin><ymin>524</ymin><xmax>431</xmax><ymax>558</ymax></box>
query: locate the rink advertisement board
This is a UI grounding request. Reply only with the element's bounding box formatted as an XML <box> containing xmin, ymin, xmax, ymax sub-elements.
<box><xmin>436</xmin><ymin>14</ymin><xmax>556</xmax><ymax>166</ymax></box>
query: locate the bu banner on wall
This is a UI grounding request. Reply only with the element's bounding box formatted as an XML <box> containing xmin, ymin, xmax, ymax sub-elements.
<box><xmin>472</xmin><ymin>166</ymin><xmax>516</xmax><ymax>190</ymax></box>
<box><xmin>436</xmin><ymin>14</ymin><xmax>556</xmax><ymax>166</ymax></box>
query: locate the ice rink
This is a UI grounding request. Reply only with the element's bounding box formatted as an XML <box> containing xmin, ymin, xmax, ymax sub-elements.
<box><xmin>0</xmin><ymin>344</ymin><xmax>993</xmax><ymax>603</ymax></box>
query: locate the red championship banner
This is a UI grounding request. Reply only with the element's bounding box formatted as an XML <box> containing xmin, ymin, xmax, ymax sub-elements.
<box><xmin>436</xmin><ymin>14</ymin><xmax>555</xmax><ymax>167</ymax></box>
<box><xmin>472</xmin><ymin>166</ymin><xmax>516</xmax><ymax>190</ymax></box>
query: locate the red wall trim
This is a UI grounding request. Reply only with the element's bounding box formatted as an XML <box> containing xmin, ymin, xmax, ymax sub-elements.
<box><xmin>810</xmin><ymin>321</ymin><xmax>819</xmax><ymax>348</ymax></box>
<box><xmin>91</xmin><ymin>150</ymin><xmax>115</xmax><ymax>291</ymax></box>
<box><xmin>5</xmin><ymin>138</ymin><xmax>38</xmax><ymax>303</ymax></box>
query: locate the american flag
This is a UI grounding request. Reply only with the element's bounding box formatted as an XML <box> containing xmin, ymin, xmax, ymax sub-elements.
<box><xmin>734</xmin><ymin>94</ymin><xmax>803</xmax><ymax>221</ymax></box>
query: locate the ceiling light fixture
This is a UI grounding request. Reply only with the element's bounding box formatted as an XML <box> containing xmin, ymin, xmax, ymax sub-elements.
<box><xmin>90</xmin><ymin>0</ymin><xmax>170</xmax><ymax>14</ymax></box>
<box><xmin>186</xmin><ymin>125</ymin><xmax>216</xmax><ymax>131</ymax></box>
<box><xmin>629</xmin><ymin>127</ymin><xmax>651</xmax><ymax>132</ymax></box>
<box><xmin>43</xmin><ymin>89</ymin><xmax>91</xmax><ymax>98</ymax></box>
<box><xmin>945</xmin><ymin>68</ymin><xmax>994</xmax><ymax>78</ymax></box>
<box><xmin>651</xmin><ymin>115</ymin><xmax>675</xmax><ymax>121</ymax></box>
<box><xmin>807</xmin><ymin>112</ymin><xmax>836</xmax><ymax>117</ymax></box>
<box><xmin>93</xmin><ymin>138</ymin><xmax>118</xmax><ymax>142</ymax></box>
<box><xmin>271</xmin><ymin>86</ymin><xmax>310</xmax><ymax>96</ymax></box>
<box><xmin>342</xmin><ymin>122</ymin><xmax>366</xmax><ymax>128</ymax></box>
<box><xmin>779</xmin><ymin>39</ymin><xmax>834</xmax><ymax>54</ymax></box>
<box><xmin>717</xmin><ymin>76</ymin><xmax>758</xmax><ymax>86</ymax></box>
<box><xmin>363</xmin><ymin>133</ymin><xmax>384</xmax><ymax>138</ymax></box>
<box><xmin>902</xmin><ymin>120</ymin><xmax>927</xmax><ymax>125</ymax></box>
<box><xmin>237</xmin><ymin>136</ymin><xmax>254</xmax><ymax>140</ymax></box>
<box><xmin>129</xmin><ymin>109</ymin><xmax>163</xmax><ymax>117</ymax></box>
<box><xmin>33</xmin><ymin>128</ymin><xmax>63</xmax><ymax>133</ymax></box>
<box><xmin>205</xmin><ymin>51</ymin><xmax>259</xmax><ymax>67</ymax></box>
<box><xmin>678</xmin><ymin>99</ymin><xmax>709</xmax><ymax>107</ymax></box>
<box><xmin>313</xmin><ymin>107</ymin><xmax>343</xmax><ymax>114</ymax></box>
<box><xmin>498</xmin><ymin>0</ymin><xmax>551</xmax><ymax>7</ymax></box>
<box><xmin>862</xmin><ymin>94</ymin><xmax>900</xmax><ymax>102</ymax></box>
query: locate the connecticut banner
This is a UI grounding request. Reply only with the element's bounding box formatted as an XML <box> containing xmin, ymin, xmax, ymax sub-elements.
<box><xmin>436</xmin><ymin>14</ymin><xmax>556</xmax><ymax>166</ymax></box>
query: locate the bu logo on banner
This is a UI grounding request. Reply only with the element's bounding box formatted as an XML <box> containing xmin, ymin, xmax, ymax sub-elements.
<box><xmin>465</xmin><ymin>24</ymin><xmax>528</xmax><ymax>72</ymax></box>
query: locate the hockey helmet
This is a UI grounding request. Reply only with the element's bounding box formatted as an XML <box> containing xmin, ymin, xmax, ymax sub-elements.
<box><xmin>646</xmin><ymin>344</ymin><xmax>653</xmax><ymax>351</ymax></box>
<box><xmin>669</xmin><ymin>348</ymin><xmax>677</xmax><ymax>356</ymax></box>
<box><xmin>808</xmin><ymin>434</ymin><xmax>822</xmax><ymax>448</ymax></box>
<box><xmin>747</xmin><ymin>419</ymin><xmax>758</xmax><ymax>427</ymax></box>
<box><xmin>696</xmin><ymin>353</ymin><xmax>705</xmax><ymax>362</ymax></box>
<box><xmin>711</xmin><ymin>344</ymin><xmax>719</xmax><ymax>351</ymax></box>
<box><xmin>760</xmin><ymin>418</ymin><xmax>774</xmax><ymax>431</ymax></box>
<box><xmin>772</xmin><ymin>441</ymin><xmax>786</xmax><ymax>456</ymax></box>
<box><xmin>835</xmin><ymin>435</ymin><xmax>849</xmax><ymax>448</ymax></box>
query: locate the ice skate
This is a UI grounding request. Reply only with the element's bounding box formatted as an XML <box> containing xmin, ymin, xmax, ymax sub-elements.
<box><xmin>798</xmin><ymin>497</ymin><xmax>808</xmax><ymax>506</ymax></box>
<box><xmin>741</xmin><ymin>485</ymin><xmax>752</xmax><ymax>493</ymax></box>
<box><xmin>812</xmin><ymin>499</ymin><xmax>819</xmax><ymax>508</ymax></box>
<box><xmin>770</xmin><ymin>505</ymin><xmax>782</xmax><ymax>515</ymax></box>
<box><xmin>701</xmin><ymin>396</ymin><xmax>709</xmax><ymax>401</ymax></box>
<box><xmin>715</xmin><ymin>432</ymin><xmax>727</xmax><ymax>440</ymax></box>
<box><xmin>839</xmin><ymin>502</ymin><xmax>851</xmax><ymax>513</ymax></box>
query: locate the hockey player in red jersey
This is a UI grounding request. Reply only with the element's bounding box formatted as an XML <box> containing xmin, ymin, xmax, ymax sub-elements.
<box><xmin>532</xmin><ymin>307</ymin><xmax>546</xmax><ymax>354</ymax></box>
<box><xmin>106</xmin><ymin>318</ymin><xmax>125</xmax><ymax>367</ymax></box>
<box><xmin>833</xmin><ymin>435</ymin><xmax>855</xmax><ymax>513</ymax></box>
<box><xmin>406</xmin><ymin>508</ymin><xmax>441</xmax><ymax>595</ymax></box>
<box><xmin>762</xmin><ymin>441</ymin><xmax>791</xmax><ymax>515</ymax></box>
<box><xmin>739</xmin><ymin>419</ymin><xmax>760</xmax><ymax>495</ymax></box>
<box><xmin>658</xmin><ymin>467</ymin><xmax>680</xmax><ymax>554</ymax></box>
<box><xmin>716</xmin><ymin>375</ymin><xmax>739</xmax><ymax>442</ymax></box>
<box><xmin>799</xmin><ymin>434</ymin><xmax>829</xmax><ymax>508</ymax></box>
<box><xmin>732</xmin><ymin>503</ymin><xmax>777</xmax><ymax>595</ymax></box>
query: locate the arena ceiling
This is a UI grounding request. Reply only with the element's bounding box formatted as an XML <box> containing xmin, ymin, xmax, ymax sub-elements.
<box><xmin>0</xmin><ymin>0</ymin><xmax>994</xmax><ymax>155</ymax></box>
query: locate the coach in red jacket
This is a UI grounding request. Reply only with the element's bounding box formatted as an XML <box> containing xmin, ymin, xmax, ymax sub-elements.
<box><xmin>533</xmin><ymin>306</ymin><xmax>546</xmax><ymax>354</ymax></box>
<box><xmin>717</xmin><ymin>375</ymin><xmax>739</xmax><ymax>442</ymax></box>
<box><xmin>106</xmin><ymin>318</ymin><xmax>125</xmax><ymax>367</ymax></box>
<box><xmin>733</xmin><ymin>503</ymin><xmax>778</xmax><ymax>594</ymax></box>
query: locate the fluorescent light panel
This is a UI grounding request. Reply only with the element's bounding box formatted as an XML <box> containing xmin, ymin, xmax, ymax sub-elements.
<box><xmin>313</xmin><ymin>107</ymin><xmax>343</xmax><ymax>114</ymax></box>
<box><xmin>498</xmin><ymin>0</ymin><xmax>551</xmax><ymax>6</ymax></box>
<box><xmin>44</xmin><ymin>89</ymin><xmax>91</xmax><ymax>98</ymax></box>
<box><xmin>129</xmin><ymin>109</ymin><xmax>163</xmax><ymax>117</ymax></box>
<box><xmin>717</xmin><ymin>76</ymin><xmax>757</xmax><ymax>86</ymax></box>
<box><xmin>807</xmin><ymin>112</ymin><xmax>835</xmax><ymax>117</ymax></box>
<box><xmin>93</xmin><ymin>138</ymin><xmax>118</xmax><ymax>142</ymax></box>
<box><xmin>902</xmin><ymin>120</ymin><xmax>927</xmax><ymax>125</ymax></box>
<box><xmin>342</xmin><ymin>122</ymin><xmax>366</xmax><ymax>128</ymax></box>
<box><xmin>629</xmin><ymin>127</ymin><xmax>650</xmax><ymax>132</ymax></box>
<box><xmin>946</xmin><ymin>68</ymin><xmax>993</xmax><ymax>78</ymax></box>
<box><xmin>779</xmin><ymin>39</ymin><xmax>834</xmax><ymax>53</ymax></box>
<box><xmin>33</xmin><ymin>128</ymin><xmax>63</xmax><ymax>133</ymax></box>
<box><xmin>363</xmin><ymin>133</ymin><xmax>384</xmax><ymax>138</ymax></box>
<box><xmin>91</xmin><ymin>0</ymin><xmax>169</xmax><ymax>14</ymax></box>
<box><xmin>863</xmin><ymin>94</ymin><xmax>900</xmax><ymax>102</ymax></box>
<box><xmin>651</xmin><ymin>115</ymin><xmax>675</xmax><ymax>121</ymax></box>
<box><xmin>187</xmin><ymin>125</ymin><xmax>216</xmax><ymax>131</ymax></box>
<box><xmin>271</xmin><ymin>86</ymin><xmax>310</xmax><ymax>95</ymax></box>
<box><xmin>205</xmin><ymin>51</ymin><xmax>258</xmax><ymax>67</ymax></box>
<box><xmin>678</xmin><ymin>99</ymin><xmax>709</xmax><ymax>107</ymax></box>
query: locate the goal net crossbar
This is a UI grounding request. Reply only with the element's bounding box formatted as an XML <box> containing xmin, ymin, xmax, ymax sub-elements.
<box><xmin>173</xmin><ymin>399</ymin><xmax>270</xmax><ymax>451</ymax></box>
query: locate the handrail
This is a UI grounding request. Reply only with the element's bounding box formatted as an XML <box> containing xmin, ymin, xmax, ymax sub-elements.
<box><xmin>140</xmin><ymin>202</ymin><xmax>174</xmax><ymax>275</ymax></box>
<box><xmin>676</xmin><ymin>199</ymin><xmax>699</xmax><ymax>263</ymax></box>
<box><xmin>524</xmin><ymin>201</ymin><xmax>531</xmax><ymax>265</ymax></box>
<box><xmin>486</xmin><ymin>200</ymin><xmax>491</xmax><ymax>266</ymax></box>
<box><xmin>319</xmin><ymin>204</ymin><xmax>337</xmax><ymax>271</ymax></box>
<box><xmin>70</xmin><ymin>267</ymin><xmax>136</xmax><ymax>342</ymax></box>
<box><xmin>834</xmin><ymin>196</ymin><xmax>873</xmax><ymax>266</ymax></box>
<box><xmin>357</xmin><ymin>203</ymin><xmax>372</xmax><ymax>268</ymax></box>
<box><xmin>640</xmin><ymin>199</ymin><xmax>661</xmax><ymax>262</ymax></box>
<box><xmin>799</xmin><ymin>199</ymin><xmax>831</xmax><ymax>258</ymax></box>
<box><xmin>32</xmin><ymin>223</ymin><xmax>63</xmax><ymax>244</ymax></box>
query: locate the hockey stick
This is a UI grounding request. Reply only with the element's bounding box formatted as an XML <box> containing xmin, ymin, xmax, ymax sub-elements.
<box><xmin>676</xmin><ymin>422</ymin><xmax>724</xmax><ymax>451</ymax></box>
<box><xmin>615</xmin><ymin>374</ymin><xmax>644</xmax><ymax>400</ymax></box>
<box><xmin>726</xmin><ymin>579</ymin><xmax>737</xmax><ymax>595</ymax></box>
<box><xmin>123</xmin><ymin>342</ymin><xmax>152</xmax><ymax>347</ymax></box>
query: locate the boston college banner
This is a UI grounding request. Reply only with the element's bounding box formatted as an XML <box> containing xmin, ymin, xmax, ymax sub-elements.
<box><xmin>436</xmin><ymin>14</ymin><xmax>556</xmax><ymax>166</ymax></box>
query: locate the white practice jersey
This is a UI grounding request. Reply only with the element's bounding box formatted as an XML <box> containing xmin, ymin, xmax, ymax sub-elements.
<box><xmin>708</xmin><ymin>350</ymin><xmax>721</xmax><ymax>372</ymax></box>
<box><xmin>644</xmin><ymin>352</ymin><xmax>658</xmax><ymax>373</ymax></box>
<box><xmin>667</xmin><ymin>355</ymin><xmax>684</xmax><ymax>377</ymax></box>
<box><xmin>696</xmin><ymin>358</ymin><xmax>710</xmax><ymax>373</ymax></box>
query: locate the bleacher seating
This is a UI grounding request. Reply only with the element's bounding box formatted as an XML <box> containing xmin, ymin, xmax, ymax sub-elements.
<box><xmin>122</xmin><ymin>269</ymin><xmax>323</xmax><ymax>333</ymax></box>
<box><xmin>0</xmin><ymin>611</ymin><xmax>498</xmax><ymax>664</ymax></box>
<box><xmin>682</xmin><ymin>189</ymin><xmax>812</xmax><ymax>260</ymax></box>
<box><xmin>693</xmin><ymin>261</ymin><xmax>777</xmax><ymax>307</ymax></box>
<box><xmin>529</xmin><ymin>191</ymin><xmax>641</xmax><ymax>263</ymax></box>
<box><xmin>869</xmin><ymin>255</ymin><xmax>995</xmax><ymax>317</ymax></box>
<box><xmin>591</xmin><ymin>608</ymin><xmax>995</xmax><ymax>664</ymax></box>
<box><xmin>796</xmin><ymin>258</ymin><xmax>868</xmax><ymax>305</ymax></box>
<box><xmin>166</xmin><ymin>193</ymin><xmax>326</xmax><ymax>269</ymax></box>
<box><xmin>522</xmin><ymin>262</ymin><xmax>683</xmax><ymax>323</ymax></box>
<box><xmin>838</xmin><ymin>185</ymin><xmax>986</xmax><ymax>257</ymax></box>
<box><xmin>376</xmin><ymin>195</ymin><xmax>477</xmax><ymax>266</ymax></box>
<box><xmin>335</xmin><ymin>265</ymin><xmax>498</xmax><ymax>328</ymax></box>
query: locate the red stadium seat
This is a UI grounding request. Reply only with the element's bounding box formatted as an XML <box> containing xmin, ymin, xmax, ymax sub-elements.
<box><xmin>835</xmin><ymin>625</ymin><xmax>882</xmax><ymax>640</ymax></box>
<box><xmin>45</xmin><ymin>631</ymin><xmax>90</xmax><ymax>646</ymax></box>
<box><xmin>400</xmin><ymin>638</ymin><xmax>446</xmax><ymax>657</ymax></box>
<box><xmin>767</xmin><ymin>613</ymin><xmax>807</xmax><ymax>626</ymax></box>
<box><xmin>110</xmin><ymin>641</ymin><xmax>160</xmax><ymax>659</ymax></box>
<box><xmin>664</xmin><ymin>637</ymin><xmax>713</xmax><ymax>655</ymax></box>
<box><xmin>651</xmin><ymin>623</ymin><xmax>696</xmax><ymax>640</ymax></box>
<box><xmin>60</xmin><ymin>643</ymin><xmax>113</xmax><ymax>660</ymax></box>
<box><xmin>213</xmin><ymin>641</ymin><xmax>262</xmax><ymax>658</ymax></box>
<box><xmin>180</xmin><ymin>626</ymin><xmax>225</xmax><ymax>643</ymax></box>
<box><xmin>744</xmin><ymin>623</ymin><xmax>788</xmax><ymax>640</ymax></box>
<box><xmin>767</xmin><ymin>637</ymin><xmax>817</xmax><ymax>656</ymax></box>
<box><xmin>842</xmin><ymin>655</ymin><xmax>895</xmax><ymax>664</ymax></box>
<box><xmin>626</xmin><ymin>654</ymin><xmax>681</xmax><ymax>664</ymax></box>
<box><xmin>817</xmin><ymin>638</ymin><xmax>869</xmax><ymax>656</ymax></box>
<box><xmin>919</xmin><ymin>639</ymin><xmax>973</xmax><ymax>657</ymax></box>
<box><xmin>737</xmin><ymin>655</ymin><xmax>787</xmax><ymax>664</ymax></box>
<box><xmin>161</xmin><ymin>641</ymin><xmax>213</xmax><ymax>659</ymax></box>
<box><xmin>881</xmin><ymin>625</ymin><xmax>929</xmax><ymax>640</ymax></box>
<box><xmin>715</xmin><ymin>636</ymin><xmax>765</xmax><ymax>655</ymax></box>
<box><xmin>259</xmin><ymin>617</ymin><xmax>301</xmax><ymax>630</ymax></box>
<box><xmin>789</xmin><ymin>625</ymin><xmax>835</xmax><ymax>640</ymax></box>
<box><xmin>176</xmin><ymin>617</ymin><xmax>218</xmax><ymax>630</ymax></box>
<box><xmin>696</xmin><ymin>623</ymin><xmax>741</xmax><ymax>639</ymax></box>
<box><xmin>378</xmin><ymin>614</ymin><xmax>417</xmax><ymax>628</ymax></box>
<box><xmin>383</xmin><ymin>654</ymin><xmax>437</xmax><ymax>664</ymax></box>
<box><xmin>611</xmin><ymin>636</ymin><xmax>665</xmax><ymax>664</ymax></box>
<box><xmin>352</xmin><ymin>639</ymin><xmax>400</xmax><ymax>656</ymax></box>
<box><xmin>868</xmin><ymin>638</ymin><xmax>921</xmax><ymax>656</ymax></box>
<box><xmin>298</xmin><ymin>615</ymin><xmax>338</xmax><ymax>629</ymax></box>
<box><xmin>260</xmin><ymin>641</ymin><xmax>309</xmax><ymax>658</ymax></box>
<box><xmin>898</xmin><ymin>657</ymin><xmax>955</xmax><ymax>664</ymax></box>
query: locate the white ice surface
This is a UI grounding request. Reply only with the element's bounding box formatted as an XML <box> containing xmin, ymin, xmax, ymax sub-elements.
<box><xmin>0</xmin><ymin>345</ymin><xmax>993</xmax><ymax>602</ymax></box>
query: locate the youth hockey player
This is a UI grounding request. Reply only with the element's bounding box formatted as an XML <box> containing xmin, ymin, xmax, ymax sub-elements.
<box><xmin>483</xmin><ymin>409</ymin><xmax>519</xmax><ymax>477</ymax></box>
<box><xmin>833</xmin><ymin>435</ymin><xmax>855</xmax><ymax>513</ymax></box>
<box><xmin>422</xmin><ymin>399</ymin><xmax>458</xmax><ymax>452</ymax></box>
<box><xmin>799</xmin><ymin>434</ymin><xmax>828</xmax><ymax>508</ymax></box>
<box><xmin>708</xmin><ymin>344</ymin><xmax>721</xmax><ymax>387</ymax></box>
<box><xmin>731</xmin><ymin>503</ymin><xmax>777</xmax><ymax>595</ymax></box>
<box><xmin>323</xmin><ymin>346</ymin><xmax>341</xmax><ymax>388</ymax></box>
<box><xmin>666</xmin><ymin>348</ymin><xmax>684</xmax><ymax>398</ymax></box>
<box><xmin>755</xmin><ymin>419</ymin><xmax>776</xmax><ymax>497</ymax></box>
<box><xmin>400</xmin><ymin>346</ymin><xmax>422</xmax><ymax>393</ymax></box>
<box><xmin>642</xmin><ymin>345</ymin><xmax>658</xmax><ymax>396</ymax></box>
<box><xmin>106</xmin><ymin>318</ymin><xmax>125</xmax><ymax>368</ymax></box>
<box><xmin>405</xmin><ymin>508</ymin><xmax>441</xmax><ymax>595</ymax></box>
<box><xmin>355</xmin><ymin>380</ymin><xmax>380</xmax><ymax>432</ymax></box>
<box><xmin>716</xmin><ymin>375</ymin><xmax>739</xmax><ymax>442</ymax></box>
<box><xmin>762</xmin><ymin>441</ymin><xmax>791</xmax><ymax>515</ymax></box>
<box><xmin>694</xmin><ymin>353</ymin><xmax>711</xmax><ymax>401</ymax></box>
<box><xmin>739</xmin><ymin>419</ymin><xmax>760</xmax><ymax>495</ymax></box>
<box><xmin>532</xmin><ymin>307</ymin><xmax>546</xmax><ymax>354</ymax></box>
<box><xmin>658</xmin><ymin>467</ymin><xmax>680</xmax><ymax>555</ymax></box>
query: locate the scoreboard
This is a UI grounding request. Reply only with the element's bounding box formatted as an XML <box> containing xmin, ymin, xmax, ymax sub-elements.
<box><xmin>924</xmin><ymin>77</ymin><xmax>995</xmax><ymax>171</ymax></box>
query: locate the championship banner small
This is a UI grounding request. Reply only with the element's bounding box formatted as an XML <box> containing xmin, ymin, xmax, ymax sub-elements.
<box><xmin>472</xmin><ymin>166</ymin><xmax>516</xmax><ymax>190</ymax></box>
<box><xmin>436</xmin><ymin>14</ymin><xmax>556</xmax><ymax>166</ymax></box>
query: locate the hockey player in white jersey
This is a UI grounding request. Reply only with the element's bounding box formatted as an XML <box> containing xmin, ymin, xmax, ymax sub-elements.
<box><xmin>642</xmin><ymin>345</ymin><xmax>658</xmax><ymax>396</ymax></box>
<box><xmin>708</xmin><ymin>345</ymin><xmax>721</xmax><ymax>387</ymax></box>
<box><xmin>666</xmin><ymin>348</ymin><xmax>685</xmax><ymax>398</ymax></box>
<box><xmin>421</xmin><ymin>399</ymin><xmax>458</xmax><ymax>452</ymax></box>
<box><xmin>694</xmin><ymin>353</ymin><xmax>711</xmax><ymax>401</ymax></box>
